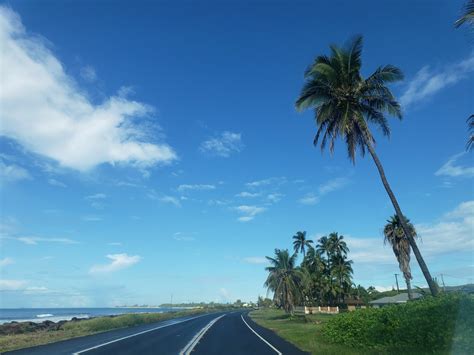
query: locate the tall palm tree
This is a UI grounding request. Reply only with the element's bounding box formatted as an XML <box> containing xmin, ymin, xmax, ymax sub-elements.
<box><xmin>264</xmin><ymin>249</ymin><xmax>303</xmax><ymax>314</ymax></box>
<box><xmin>328</xmin><ymin>232</ymin><xmax>349</xmax><ymax>257</ymax></box>
<box><xmin>455</xmin><ymin>0</ymin><xmax>474</xmax><ymax>27</ymax></box>
<box><xmin>384</xmin><ymin>215</ymin><xmax>417</xmax><ymax>299</ymax></box>
<box><xmin>467</xmin><ymin>115</ymin><xmax>474</xmax><ymax>151</ymax></box>
<box><xmin>316</xmin><ymin>235</ymin><xmax>331</xmax><ymax>261</ymax></box>
<box><xmin>295</xmin><ymin>36</ymin><xmax>438</xmax><ymax>296</ymax></box>
<box><xmin>292</xmin><ymin>231</ymin><xmax>313</xmax><ymax>256</ymax></box>
<box><xmin>331</xmin><ymin>253</ymin><xmax>353</xmax><ymax>304</ymax></box>
<box><xmin>455</xmin><ymin>1</ymin><xmax>474</xmax><ymax>150</ymax></box>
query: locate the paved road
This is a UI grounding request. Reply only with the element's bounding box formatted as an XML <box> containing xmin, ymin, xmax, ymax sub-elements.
<box><xmin>6</xmin><ymin>311</ymin><xmax>308</xmax><ymax>355</ymax></box>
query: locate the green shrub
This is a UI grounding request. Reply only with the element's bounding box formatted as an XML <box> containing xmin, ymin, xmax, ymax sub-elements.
<box><xmin>321</xmin><ymin>293</ymin><xmax>474</xmax><ymax>353</ymax></box>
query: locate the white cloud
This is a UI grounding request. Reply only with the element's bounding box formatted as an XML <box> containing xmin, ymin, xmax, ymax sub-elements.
<box><xmin>435</xmin><ymin>152</ymin><xmax>474</xmax><ymax>178</ymax></box>
<box><xmin>318</xmin><ymin>177</ymin><xmax>350</xmax><ymax>195</ymax></box>
<box><xmin>0</xmin><ymin>161</ymin><xmax>31</xmax><ymax>182</ymax></box>
<box><xmin>400</xmin><ymin>53</ymin><xmax>474</xmax><ymax>107</ymax></box>
<box><xmin>0</xmin><ymin>279</ymin><xmax>49</xmax><ymax>293</ymax></box>
<box><xmin>108</xmin><ymin>242</ymin><xmax>122</xmax><ymax>246</ymax></box>
<box><xmin>0</xmin><ymin>257</ymin><xmax>13</xmax><ymax>267</ymax></box>
<box><xmin>0</xmin><ymin>7</ymin><xmax>177</xmax><ymax>171</ymax></box>
<box><xmin>159</xmin><ymin>195</ymin><xmax>181</xmax><ymax>207</ymax></box>
<box><xmin>245</xmin><ymin>177</ymin><xmax>286</xmax><ymax>188</ymax></box>
<box><xmin>346</xmin><ymin>200</ymin><xmax>474</xmax><ymax>265</ymax></box>
<box><xmin>0</xmin><ymin>279</ymin><xmax>26</xmax><ymax>291</ymax></box>
<box><xmin>173</xmin><ymin>232</ymin><xmax>195</xmax><ymax>242</ymax></box>
<box><xmin>90</xmin><ymin>253</ymin><xmax>141</xmax><ymax>274</ymax></box>
<box><xmin>267</xmin><ymin>193</ymin><xmax>283</xmax><ymax>203</ymax></box>
<box><xmin>177</xmin><ymin>184</ymin><xmax>216</xmax><ymax>192</ymax></box>
<box><xmin>236</xmin><ymin>191</ymin><xmax>260</xmax><ymax>198</ymax></box>
<box><xmin>234</xmin><ymin>205</ymin><xmax>266</xmax><ymax>222</ymax></box>
<box><xmin>242</xmin><ymin>256</ymin><xmax>268</xmax><ymax>264</ymax></box>
<box><xmin>200</xmin><ymin>131</ymin><xmax>243</xmax><ymax>157</ymax></box>
<box><xmin>298</xmin><ymin>193</ymin><xmax>320</xmax><ymax>205</ymax></box>
<box><xmin>80</xmin><ymin>65</ymin><xmax>97</xmax><ymax>82</ymax></box>
<box><xmin>85</xmin><ymin>193</ymin><xmax>107</xmax><ymax>200</ymax></box>
<box><xmin>48</xmin><ymin>178</ymin><xmax>66</xmax><ymax>188</ymax></box>
<box><xmin>299</xmin><ymin>177</ymin><xmax>349</xmax><ymax>205</ymax></box>
<box><xmin>82</xmin><ymin>215</ymin><xmax>102</xmax><ymax>222</ymax></box>
<box><xmin>1</xmin><ymin>235</ymin><xmax>78</xmax><ymax>245</ymax></box>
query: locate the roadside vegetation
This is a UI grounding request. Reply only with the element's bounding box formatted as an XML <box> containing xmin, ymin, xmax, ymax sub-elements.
<box><xmin>250</xmin><ymin>308</ymin><xmax>373</xmax><ymax>355</ymax></box>
<box><xmin>0</xmin><ymin>307</ymin><xmax>230</xmax><ymax>353</ymax></box>
<box><xmin>252</xmin><ymin>294</ymin><xmax>474</xmax><ymax>354</ymax></box>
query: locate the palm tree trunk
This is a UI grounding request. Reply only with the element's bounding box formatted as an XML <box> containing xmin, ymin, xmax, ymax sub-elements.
<box><xmin>365</xmin><ymin>141</ymin><xmax>438</xmax><ymax>296</ymax></box>
<box><xmin>405</xmin><ymin>275</ymin><xmax>413</xmax><ymax>300</ymax></box>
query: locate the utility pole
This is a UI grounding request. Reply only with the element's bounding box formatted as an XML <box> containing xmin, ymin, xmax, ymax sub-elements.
<box><xmin>394</xmin><ymin>274</ymin><xmax>400</xmax><ymax>293</ymax></box>
<box><xmin>440</xmin><ymin>274</ymin><xmax>446</xmax><ymax>292</ymax></box>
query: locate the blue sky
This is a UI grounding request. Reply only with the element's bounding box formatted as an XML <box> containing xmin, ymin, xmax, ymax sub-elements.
<box><xmin>0</xmin><ymin>0</ymin><xmax>473</xmax><ymax>307</ymax></box>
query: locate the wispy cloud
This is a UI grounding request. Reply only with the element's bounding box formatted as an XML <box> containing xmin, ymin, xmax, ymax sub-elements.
<box><xmin>400</xmin><ymin>53</ymin><xmax>474</xmax><ymax>107</ymax></box>
<box><xmin>48</xmin><ymin>178</ymin><xmax>67</xmax><ymax>188</ymax></box>
<box><xmin>177</xmin><ymin>184</ymin><xmax>216</xmax><ymax>192</ymax></box>
<box><xmin>0</xmin><ymin>279</ymin><xmax>49</xmax><ymax>292</ymax></box>
<box><xmin>435</xmin><ymin>152</ymin><xmax>474</xmax><ymax>178</ymax></box>
<box><xmin>0</xmin><ymin>279</ymin><xmax>27</xmax><ymax>291</ymax></box>
<box><xmin>266</xmin><ymin>193</ymin><xmax>283</xmax><ymax>203</ymax></box>
<box><xmin>346</xmin><ymin>200</ymin><xmax>474</xmax><ymax>264</ymax></box>
<box><xmin>242</xmin><ymin>256</ymin><xmax>268</xmax><ymax>264</ymax></box>
<box><xmin>0</xmin><ymin>160</ymin><xmax>31</xmax><ymax>182</ymax></box>
<box><xmin>299</xmin><ymin>193</ymin><xmax>320</xmax><ymax>205</ymax></box>
<box><xmin>236</xmin><ymin>191</ymin><xmax>260</xmax><ymax>198</ymax></box>
<box><xmin>234</xmin><ymin>205</ymin><xmax>266</xmax><ymax>222</ymax></box>
<box><xmin>90</xmin><ymin>254</ymin><xmax>141</xmax><ymax>274</ymax></box>
<box><xmin>159</xmin><ymin>195</ymin><xmax>181</xmax><ymax>207</ymax></box>
<box><xmin>299</xmin><ymin>177</ymin><xmax>350</xmax><ymax>205</ymax></box>
<box><xmin>80</xmin><ymin>65</ymin><xmax>97</xmax><ymax>82</ymax></box>
<box><xmin>0</xmin><ymin>257</ymin><xmax>14</xmax><ymax>267</ymax></box>
<box><xmin>200</xmin><ymin>131</ymin><xmax>243</xmax><ymax>157</ymax></box>
<box><xmin>85</xmin><ymin>193</ymin><xmax>107</xmax><ymax>200</ymax></box>
<box><xmin>245</xmin><ymin>177</ymin><xmax>287</xmax><ymax>188</ymax></box>
<box><xmin>1</xmin><ymin>235</ymin><xmax>78</xmax><ymax>245</ymax></box>
<box><xmin>318</xmin><ymin>177</ymin><xmax>350</xmax><ymax>194</ymax></box>
<box><xmin>82</xmin><ymin>215</ymin><xmax>102</xmax><ymax>222</ymax></box>
<box><xmin>173</xmin><ymin>232</ymin><xmax>196</xmax><ymax>242</ymax></box>
<box><xmin>0</xmin><ymin>6</ymin><xmax>177</xmax><ymax>171</ymax></box>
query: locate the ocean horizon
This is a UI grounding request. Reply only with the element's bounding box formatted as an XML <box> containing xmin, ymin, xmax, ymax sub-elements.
<box><xmin>0</xmin><ymin>307</ymin><xmax>185</xmax><ymax>324</ymax></box>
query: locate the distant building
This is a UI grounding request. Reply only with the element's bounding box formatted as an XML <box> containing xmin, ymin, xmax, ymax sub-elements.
<box><xmin>369</xmin><ymin>292</ymin><xmax>422</xmax><ymax>308</ymax></box>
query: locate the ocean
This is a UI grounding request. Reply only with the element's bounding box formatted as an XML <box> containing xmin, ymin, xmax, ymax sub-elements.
<box><xmin>0</xmin><ymin>307</ymin><xmax>181</xmax><ymax>324</ymax></box>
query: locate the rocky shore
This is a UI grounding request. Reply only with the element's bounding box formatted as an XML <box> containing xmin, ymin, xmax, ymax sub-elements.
<box><xmin>0</xmin><ymin>317</ymin><xmax>87</xmax><ymax>335</ymax></box>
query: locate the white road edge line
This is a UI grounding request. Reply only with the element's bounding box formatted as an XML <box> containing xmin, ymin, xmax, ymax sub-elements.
<box><xmin>71</xmin><ymin>313</ymin><xmax>214</xmax><ymax>354</ymax></box>
<box><xmin>179</xmin><ymin>314</ymin><xmax>225</xmax><ymax>355</ymax></box>
<box><xmin>241</xmin><ymin>314</ymin><xmax>282</xmax><ymax>355</ymax></box>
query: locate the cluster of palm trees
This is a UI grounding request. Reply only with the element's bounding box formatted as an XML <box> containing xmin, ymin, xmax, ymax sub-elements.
<box><xmin>265</xmin><ymin>231</ymin><xmax>354</xmax><ymax>314</ymax></box>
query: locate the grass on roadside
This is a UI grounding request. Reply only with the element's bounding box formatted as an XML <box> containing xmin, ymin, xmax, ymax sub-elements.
<box><xmin>250</xmin><ymin>308</ymin><xmax>370</xmax><ymax>355</ymax></box>
<box><xmin>0</xmin><ymin>308</ymin><xmax>215</xmax><ymax>353</ymax></box>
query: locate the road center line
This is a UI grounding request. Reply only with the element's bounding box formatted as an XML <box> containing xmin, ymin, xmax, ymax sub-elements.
<box><xmin>72</xmin><ymin>313</ymin><xmax>215</xmax><ymax>354</ymax></box>
<box><xmin>179</xmin><ymin>314</ymin><xmax>225</xmax><ymax>355</ymax></box>
<box><xmin>240</xmin><ymin>314</ymin><xmax>282</xmax><ymax>355</ymax></box>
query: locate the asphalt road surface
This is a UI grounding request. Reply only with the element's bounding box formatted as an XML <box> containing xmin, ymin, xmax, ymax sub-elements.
<box><xmin>6</xmin><ymin>311</ymin><xmax>308</xmax><ymax>355</ymax></box>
